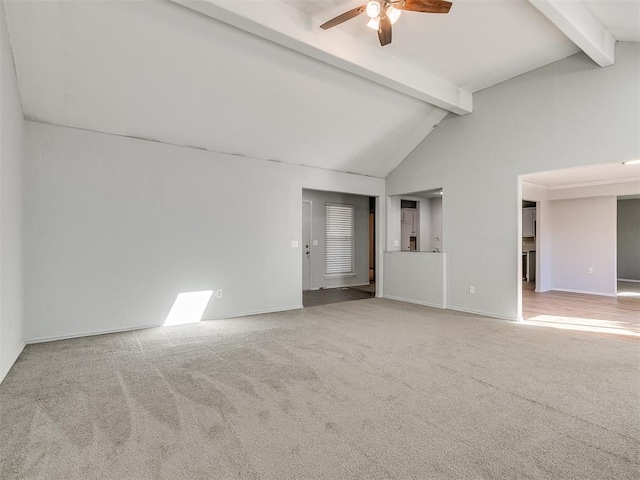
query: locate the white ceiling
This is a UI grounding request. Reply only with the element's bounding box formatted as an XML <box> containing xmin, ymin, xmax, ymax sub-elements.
<box><xmin>313</xmin><ymin>0</ymin><xmax>581</xmax><ymax>92</ymax></box>
<box><xmin>3</xmin><ymin>0</ymin><xmax>638</xmax><ymax>177</ymax></box>
<box><xmin>583</xmin><ymin>0</ymin><xmax>640</xmax><ymax>42</ymax></box>
<box><xmin>522</xmin><ymin>161</ymin><xmax>640</xmax><ymax>189</ymax></box>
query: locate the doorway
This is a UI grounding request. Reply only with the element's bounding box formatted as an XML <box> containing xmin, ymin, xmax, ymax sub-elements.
<box><xmin>301</xmin><ymin>190</ymin><xmax>376</xmax><ymax>307</ymax></box>
<box><xmin>616</xmin><ymin>196</ymin><xmax>640</xmax><ymax>298</ymax></box>
<box><xmin>521</xmin><ymin>199</ymin><xmax>537</xmax><ymax>287</ymax></box>
<box><xmin>400</xmin><ymin>199</ymin><xmax>418</xmax><ymax>252</ymax></box>
<box><xmin>519</xmin><ymin>171</ymin><xmax>639</xmax><ymax>335</ymax></box>
<box><xmin>369</xmin><ymin>196</ymin><xmax>376</xmax><ymax>282</ymax></box>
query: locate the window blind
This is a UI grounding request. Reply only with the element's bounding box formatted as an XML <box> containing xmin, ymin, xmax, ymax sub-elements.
<box><xmin>325</xmin><ymin>203</ymin><xmax>354</xmax><ymax>275</ymax></box>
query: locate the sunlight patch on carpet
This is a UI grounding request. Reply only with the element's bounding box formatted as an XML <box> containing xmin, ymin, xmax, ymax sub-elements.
<box><xmin>521</xmin><ymin>314</ymin><xmax>640</xmax><ymax>337</ymax></box>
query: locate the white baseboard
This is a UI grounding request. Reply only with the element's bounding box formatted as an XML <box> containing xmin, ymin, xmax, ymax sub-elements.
<box><xmin>204</xmin><ymin>305</ymin><xmax>302</xmax><ymax>319</ymax></box>
<box><xmin>445</xmin><ymin>306</ymin><xmax>519</xmax><ymax>322</ymax></box>
<box><xmin>382</xmin><ymin>296</ymin><xmax>518</xmax><ymax>322</ymax></box>
<box><xmin>27</xmin><ymin>323</ymin><xmax>159</xmax><ymax>345</ymax></box>
<box><xmin>382</xmin><ymin>295</ymin><xmax>444</xmax><ymax>309</ymax></box>
<box><xmin>618</xmin><ymin>278</ymin><xmax>640</xmax><ymax>283</ymax></box>
<box><xmin>27</xmin><ymin>305</ymin><xmax>305</xmax><ymax>345</ymax></box>
<box><xmin>552</xmin><ymin>288</ymin><xmax>616</xmax><ymax>297</ymax></box>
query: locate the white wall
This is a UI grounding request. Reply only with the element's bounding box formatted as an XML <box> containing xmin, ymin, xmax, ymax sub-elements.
<box><xmin>301</xmin><ymin>189</ymin><xmax>370</xmax><ymax>290</ymax></box>
<box><xmin>386</xmin><ymin>196</ymin><xmax>401</xmax><ymax>251</ymax></box>
<box><xmin>428</xmin><ymin>197</ymin><xmax>443</xmax><ymax>251</ymax></box>
<box><xmin>24</xmin><ymin>121</ymin><xmax>384</xmax><ymax>342</ymax></box>
<box><xmin>384</xmin><ymin>252</ymin><xmax>446</xmax><ymax>308</ymax></box>
<box><xmin>535</xmin><ymin>200</ymin><xmax>553</xmax><ymax>292</ymax></box>
<box><xmin>617</xmin><ymin>199</ymin><xmax>640</xmax><ymax>281</ymax></box>
<box><xmin>387</xmin><ymin>43</ymin><xmax>640</xmax><ymax>319</ymax></box>
<box><xmin>548</xmin><ymin>196</ymin><xmax>617</xmax><ymax>296</ymax></box>
<box><xmin>0</xmin><ymin>2</ymin><xmax>25</xmax><ymax>383</ymax></box>
<box><xmin>419</xmin><ymin>198</ymin><xmax>431</xmax><ymax>251</ymax></box>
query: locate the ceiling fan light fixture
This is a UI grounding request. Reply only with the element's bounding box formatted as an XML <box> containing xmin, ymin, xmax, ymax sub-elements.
<box><xmin>387</xmin><ymin>6</ymin><xmax>402</xmax><ymax>24</ymax></box>
<box><xmin>366</xmin><ymin>17</ymin><xmax>380</xmax><ymax>30</ymax></box>
<box><xmin>320</xmin><ymin>0</ymin><xmax>453</xmax><ymax>47</ymax></box>
<box><xmin>366</xmin><ymin>1</ymin><xmax>381</xmax><ymax>18</ymax></box>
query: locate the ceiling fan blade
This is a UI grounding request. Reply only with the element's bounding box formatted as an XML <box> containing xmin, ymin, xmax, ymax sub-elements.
<box><xmin>320</xmin><ymin>5</ymin><xmax>366</xmax><ymax>30</ymax></box>
<box><xmin>398</xmin><ymin>0</ymin><xmax>452</xmax><ymax>14</ymax></box>
<box><xmin>378</xmin><ymin>15</ymin><xmax>392</xmax><ymax>46</ymax></box>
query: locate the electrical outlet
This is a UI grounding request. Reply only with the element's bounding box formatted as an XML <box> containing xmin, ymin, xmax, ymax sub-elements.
<box><xmin>291</xmin><ymin>240</ymin><xmax>298</xmax><ymax>248</ymax></box>
<box><xmin>216</xmin><ymin>289</ymin><xmax>223</xmax><ymax>298</ymax></box>
<box><xmin>469</xmin><ymin>286</ymin><xmax>475</xmax><ymax>294</ymax></box>
<box><xmin>394</xmin><ymin>240</ymin><xmax>400</xmax><ymax>247</ymax></box>
<box><xmin>588</xmin><ymin>267</ymin><xmax>594</xmax><ymax>274</ymax></box>
<box><xmin>312</xmin><ymin>240</ymin><xmax>318</xmax><ymax>246</ymax></box>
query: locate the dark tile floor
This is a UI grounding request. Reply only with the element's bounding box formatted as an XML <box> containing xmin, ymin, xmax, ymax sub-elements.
<box><xmin>303</xmin><ymin>284</ymin><xmax>375</xmax><ymax>307</ymax></box>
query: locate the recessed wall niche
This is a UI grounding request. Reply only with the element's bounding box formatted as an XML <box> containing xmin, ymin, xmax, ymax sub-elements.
<box><xmin>387</xmin><ymin>188</ymin><xmax>443</xmax><ymax>252</ymax></box>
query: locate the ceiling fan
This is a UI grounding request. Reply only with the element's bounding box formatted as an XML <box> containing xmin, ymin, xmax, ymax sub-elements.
<box><xmin>320</xmin><ymin>0</ymin><xmax>453</xmax><ymax>47</ymax></box>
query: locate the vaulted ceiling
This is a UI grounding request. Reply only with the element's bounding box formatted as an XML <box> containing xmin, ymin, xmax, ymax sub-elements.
<box><xmin>4</xmin><ymin>0</ymin><xmax>638</xmax><ymax>177</ymax></box>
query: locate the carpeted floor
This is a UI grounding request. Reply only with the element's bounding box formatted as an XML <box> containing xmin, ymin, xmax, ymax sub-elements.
<box><xmin>1</xmin><ymin>299</ymin><xmax>638</xmax><ymax>479</ymax></box>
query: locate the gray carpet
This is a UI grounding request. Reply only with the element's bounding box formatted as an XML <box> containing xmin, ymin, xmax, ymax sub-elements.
<box><xmin>1</xmin><ymin>299</ymin><xmax>638</xmax><ymax>479</ymax></box>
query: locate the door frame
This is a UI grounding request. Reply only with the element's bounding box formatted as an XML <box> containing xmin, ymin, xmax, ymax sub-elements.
<box><xmin>302</xmin><ymin>200</ymin><xmax>312</xmax><ymax>291</ymax></box>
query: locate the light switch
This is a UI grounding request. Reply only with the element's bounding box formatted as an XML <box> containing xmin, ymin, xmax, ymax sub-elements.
<box><xmin>291</xmin><ymin>240</ymin><xmax>298</xmax><ymax>248</ymax></box>
<box><xmin>394</xmin><ymin>240</ymin><xmax>400</xmax><ymax>247</ymax></box>
<box><xmin>313</xmin><ymin>240</ymin><xmax>318</xmax><ymax>246</ymax></box>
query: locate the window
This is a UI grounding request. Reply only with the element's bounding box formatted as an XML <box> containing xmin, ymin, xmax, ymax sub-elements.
<box><xmin>325</xmin><ymin>203</ymin><xmax>354</xmax><ymax>275</ymax></box>
<box><xmin>401</xmin><ymin>200</ymin><xmax>418</xmax><ymax>209</ymax></box>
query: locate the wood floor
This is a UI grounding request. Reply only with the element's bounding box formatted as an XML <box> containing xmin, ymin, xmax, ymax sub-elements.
<box><xmin>304</xmin><ymin>281</ymin><xmax>639</xmax><ymax>336</ymax></box>
<box><xmin>303</xmin><ymin>284</ymin><xmax>375</xmax><ymax>307</ymax></box>
<box><xmin>522</xmin><ymin>281</ymin><xmax>640</xmax><ymax>336</ymax></box>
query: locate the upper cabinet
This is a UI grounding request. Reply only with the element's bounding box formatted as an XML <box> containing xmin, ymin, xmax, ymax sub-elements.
<box><xmin>522</xmin><ymin>207</ymin><xmax>536</xmax><ymax>237</ymax></box>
